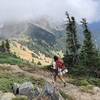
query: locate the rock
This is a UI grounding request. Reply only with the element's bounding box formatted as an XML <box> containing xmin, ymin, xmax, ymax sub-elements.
<box><xmin>0</xmin><ymin>93</ymin><xmax>15</xmax><ymax>100</ymax></box>
<box><xmin>42</xmin><ymin>82</ymin><xmax>64</xmax><ymax>100</ymax></box>
<box><xmin>12</xmin><ymin>83</ymin><xmax>20</xmax><ymax>95</ymax></box>
<box><xmin>93</xmin><ymin>87</ymin><xmax>100</xmax><ymax>93</ymax></box>
<box><xmin>43</xmin><ymin>82</ymin><xmax>57</xmax><ymax>95</ymax></box>
<box><xmin>12</xmin><ymin>82</ymin><xmax>34</xmax><ymax>100</ymax></box>
<box><xmin>33</xmin><ymin>87</ymin><xmax>41</xmax><ymax>97</ymax></box>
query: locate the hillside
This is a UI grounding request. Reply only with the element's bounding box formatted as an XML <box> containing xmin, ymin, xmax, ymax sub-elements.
<box><xmin>0</xmin><ymin>20</ymin><xmax>65</xmax><ymax>57</ymax></box>
<box><xmin>0</xmin><ymin>18</ymin><xmax>100</xmax><ymax>64</ymax></box>
<box><xmin>9</xmin><ymin>40</ymin><xmax>52</xmax><ymax>65</ymax></box>
<box><xmin>0</xmin><ymin>64</ymin><xmax>100</xmax><ymax>100</ymax></box>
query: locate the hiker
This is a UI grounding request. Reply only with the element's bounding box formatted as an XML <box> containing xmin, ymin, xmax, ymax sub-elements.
<box><xmin>52</xmin><ymin>55</ymin><xmax>68</xmax><ymax>87</ymax></box>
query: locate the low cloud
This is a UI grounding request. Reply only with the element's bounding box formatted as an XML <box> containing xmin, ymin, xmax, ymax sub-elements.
<box><xmin>0</xmin><ymin>0</ymin><xmax>99</xmax><ymax>23</ymax></box>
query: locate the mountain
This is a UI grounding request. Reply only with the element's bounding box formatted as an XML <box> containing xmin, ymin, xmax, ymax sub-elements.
<box><xmin>0</xmin><ymin>19</ymin><xmax>64</xmax><ymax>65</ymax></box>
<box><xmin>0</xmin><ymin>18</ymin><xmax>99</xmax><ymax>63</ymax></box>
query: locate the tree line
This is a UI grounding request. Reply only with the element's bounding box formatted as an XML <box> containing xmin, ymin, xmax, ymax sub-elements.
<box><xmin>0</xmin><ymin>39</ymin><xmax>10</xmax><ymax>53</ymax></box>
<box><xmin>64</xmin><ymin>12</ymin><xmax>100</xmax><ymax>77</ymax></box>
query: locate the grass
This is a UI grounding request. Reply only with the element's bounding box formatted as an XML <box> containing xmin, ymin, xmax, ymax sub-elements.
<box><xmin>68</xmin><ymin>75</ymin><xmax>100</xmax><ymax>87</ymax></box>
<box><xmin>0</xmin><ymin>72</ymin><xmax>45</xmax><ymax>92</ymax></box>
<box><xmin>80</xmin><ymin>85</ymin><xmax>94</xmax><ymax>94</ymax></box>
<box><xmin>67</xmin><ymin>75</ymin><xmax>100</xmax><ymax>94</ymax></box>
<box><xmin>0</xmin><ymin>52</ymin><xmax>46</xmax><ymax>92</ymax></box>
<box><xmin>66</xmin><ymin>66</ymin><xmax>100</xmax><ymax>88</ymax></box>
<box><xmin>0</xmin><ymin>52</ymin><xmax>35</xmax><ymax>68</ymax></box>
<box><xmin>60</xmin><ymin>90</ymin><xmax>76</xmax><ymax>100</ymax></box>
<box><xmin>0</xmin><ymin>53</ymin><xmax>23</xmax><ymax>65</ymax></box>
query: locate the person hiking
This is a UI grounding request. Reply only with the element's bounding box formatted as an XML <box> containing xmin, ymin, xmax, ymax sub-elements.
<box><xmin>52</xmin><ymin>55</ymin><xmax>68</xmax><ymax>87</ymax></box>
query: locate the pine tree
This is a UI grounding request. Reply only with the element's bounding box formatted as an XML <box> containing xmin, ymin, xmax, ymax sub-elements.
<box><xmin>5</xmin><ymin>39</ymin><xmax>10</xmax><ymax>53</ymax></box>
<box><xmin>1</xmin><ymin>41</ymin><xmax>6</xmax><ymax>52</ymax></box>
<box><xmin>64</xmin><ymin>12</ymin><xmax>80</xmax><ymax>67</ymax></box>
<box><xmin>80</xmin><ymin>18</ymin><xmax>99</xmax><ymax>70</ymax></box>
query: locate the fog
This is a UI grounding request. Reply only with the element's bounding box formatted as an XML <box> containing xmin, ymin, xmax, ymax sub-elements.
<box><xmin>0</xmin><ymin>0</ymin><xmax>99</xmax><ymax>23</ymax></box>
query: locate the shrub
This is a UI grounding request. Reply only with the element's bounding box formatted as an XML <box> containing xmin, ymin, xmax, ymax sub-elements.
<box><xmin>37</xmin><ymin>61</ymin><xmax>41</xmax><ymax>65</ymax></box>
<box><xmin>80</xmin><ymin>85</ymin><xmax>94</xmax><ymax>94</ymax></box>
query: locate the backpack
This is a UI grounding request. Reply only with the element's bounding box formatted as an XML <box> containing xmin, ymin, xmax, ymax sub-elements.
<box><xmin>56</xmin><ymin>58</ymin><xmax>65</xmax><ymax>69</ymax></box>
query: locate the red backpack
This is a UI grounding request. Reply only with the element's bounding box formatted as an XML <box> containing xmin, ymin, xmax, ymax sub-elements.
<box><xmin>56</xmin><ymin>58</ymin><xmax>65</xmax><ymax>69</ymax></box>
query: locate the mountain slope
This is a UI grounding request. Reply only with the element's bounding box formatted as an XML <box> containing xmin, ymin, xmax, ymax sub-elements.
<box><xmin>0</xmin><ymin>19</ymin><xmax>66</xmax><ymax>59</ymax></box>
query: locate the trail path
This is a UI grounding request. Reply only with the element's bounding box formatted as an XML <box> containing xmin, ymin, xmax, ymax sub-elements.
<box><xmin>2</xmin><ymin>64</ymin><xmax>100</xmax><ymax>100</ymax></box>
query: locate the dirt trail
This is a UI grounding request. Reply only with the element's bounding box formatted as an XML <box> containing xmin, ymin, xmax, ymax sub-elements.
<box><xmin>4</xmin><ymin>64</ymin><xmax>100</xmax><ymax>100</ymax></box>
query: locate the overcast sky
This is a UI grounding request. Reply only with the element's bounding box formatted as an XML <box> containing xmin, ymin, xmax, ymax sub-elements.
<box><xmin>0</xmin><ymin>0</ymin><xmax>99</xmax><ymax>23</ymax></box>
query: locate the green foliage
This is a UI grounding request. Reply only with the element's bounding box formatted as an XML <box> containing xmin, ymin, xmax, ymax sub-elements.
<box><xmin>60</xmin><ymin>90</ymin><xmax>76</xmax><ymax>100</ymax></box>
<box><xmin>80</xmin><ymin>19</ymin><xmax>100</xmax><ymax>70</ymax></box>
<box><xmin>69</xmin><ymin>79</ymin><xmax>90</xmax><ymax>86</ymax></box>
<box><xmin>0</xmin><ymin>53</ymin><xmax>24</xmax><ymax>65</ymax></box>
<box><xmin>87</xmin><ymin>77</ymin><xmax>100</xmax><ymax>87</ymax></box>
<box><xmin>37</xmin><ymin>61</ymin><xmax>42</xmax><ymax>65</ymax></box>
<box><xmin>64</xmin><ymin>12</ymin><xmax>80</xmax><ymax>67</ymax></box>
<box><xmin>68</xmin><ymin>65</ymin><xmax>90</xmax><ymax>76</ymax></box>
<box><xmin>79</xmin><ymin>79</ymin><xmax>90</xmax><ymax>86</ymax></box>
<box><xmin>0</xmin><ymin>71</ymin><xmax>45</xmax><ymax>92</ymax></box>
<box><xmin>0</xmin><ymin>53</ymin><xmax>35</xmax><ymax>68</ymax></box>
<box><xmin>68</xmin><ymin>75</ymin><xmax>100</xmax><ymax>87</ymax></box>
<box><xmin>80</xmin><ymin>85</ymin><xmax>94</xmax><ymax>94</ymax></box>
<box><xmin>0</xmin><ymin>41</ymin><xmax>6</xmax><ymax>52</ymax></box>
<box><xmin>0</xmin><ymin>40</ymin><xmax>10</xmax><ymax>53</ymax></box>
<box><xmin>5</xmin><ymin>39</ymin><xmax>10</xmax><ymax>53</ymax></box>
<box><xmin>0</xmin><ymin>74</ymin><xmax>32</xmax><ymax>92</ymax></box>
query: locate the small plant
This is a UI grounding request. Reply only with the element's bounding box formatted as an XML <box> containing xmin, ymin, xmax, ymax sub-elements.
<box><xmin>60</xmin><ymin>90</ymin><xmax>76</xmax><ymax>100</ymax></box>
<box><xmin>37</xmin><ymin>61</ymin><xmax>42</xmax><ymax>65</ymax></box>
<box><xmin>80</xmin><ymin>85</ymin><xmax>94</xmax><ymax>94</ymax></box>
<box><xmin>80</xmin><ymin>79</ymin><xmax>90</xmax><ymax>86</ymax></box>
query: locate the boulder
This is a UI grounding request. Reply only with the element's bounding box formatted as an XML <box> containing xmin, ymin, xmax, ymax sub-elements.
<box><xmin>41</xmin><ymin>82</ymin><xmax>64</xmax><ymax>100</ymax></box>
<box><xmin>12</xmin><ymin>82</ymin><xmax>34</xmax><ymax>100</ymax></box>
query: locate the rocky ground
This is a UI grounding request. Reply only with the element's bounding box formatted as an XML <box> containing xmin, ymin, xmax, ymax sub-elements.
<box><xmin>0</xmin><ymin>64</ymin><xmax>100</xmax><ymax>100</ymax></box>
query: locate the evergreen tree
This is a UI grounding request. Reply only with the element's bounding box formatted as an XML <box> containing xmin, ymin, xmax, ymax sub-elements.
<box><xmin>1</xmin><ymin>41</ymin><xmax>6</xmax><ymax>52</ymax></box>
<box><xmin>80</xmin><ymin>18</ymin><xmax>99</xmax><ymax>70</ymax></box>
<box><xmin>5</xmin><ymin>39</ymin><xmax>10</xmax><ymax>53</ymax></box>
<box><xmin>64</xmin><ymin>12</ymin><xmax>80</xmax><ymax>67</ymax></box>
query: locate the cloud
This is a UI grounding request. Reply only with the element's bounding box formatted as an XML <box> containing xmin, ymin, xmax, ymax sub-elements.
<box><xmin>0</xmin><ymin>0</ymin><xmax>99</xmax><ymax>23</ymax></box>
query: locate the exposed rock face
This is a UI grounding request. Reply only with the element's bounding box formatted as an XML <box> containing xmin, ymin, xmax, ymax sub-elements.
<box><xmin>10</xmin><ymin>41</ymin><xmax>52</xmax><ymax>65</ymax></box>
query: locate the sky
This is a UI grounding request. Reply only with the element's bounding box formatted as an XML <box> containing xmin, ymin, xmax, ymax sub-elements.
<box><xmin>0</xmin><ymin>0</ymin><xmax>99</xmax><ymax>23</ymax></box>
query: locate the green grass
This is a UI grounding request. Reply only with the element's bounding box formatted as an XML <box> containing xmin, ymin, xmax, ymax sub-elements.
<box><xmin>60</xmin><ymin>90</ymin><xmax>76</xmax><ymax>100</ymax></box>
<box><xmin>0</xmin><ymin>72</ymin><xmax>45</xmax><ymax>92</ymax></box>
<box><xmin>0</xmin><ymin>53</ymin><xmax>35</xmax><ymax>68</ymax></box>
<box><xmin>0</xmin><ymin>53</ymin><xmax>24</xmax><ymax>65</ymax></box>
<box><xmin>80</xmin><ymin>85</ymin><xmax>94</xmax><ymax>94</ymax></box>
<box><xmin>0</xmin><ymin>52</ymin><xmax>45</xmax><ymax>92</ymax></box>
<box><xmin>68</xmin><ymin>75</ymin><xmax>100</xmax><ymax>87</ymax></box>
